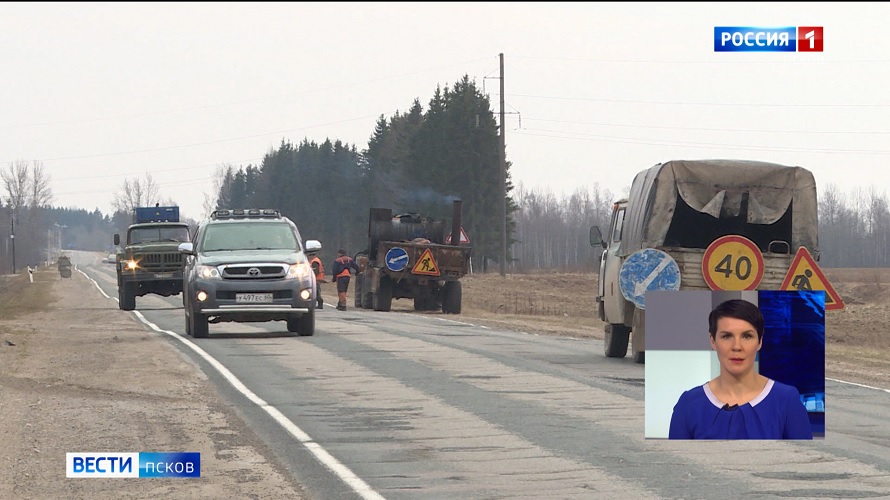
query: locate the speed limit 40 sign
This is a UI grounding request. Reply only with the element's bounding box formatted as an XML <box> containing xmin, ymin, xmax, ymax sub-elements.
<box><xmin>702</xmin><ymin>235</ymin><xmax>764</xmax><ymax>290</ymax></box>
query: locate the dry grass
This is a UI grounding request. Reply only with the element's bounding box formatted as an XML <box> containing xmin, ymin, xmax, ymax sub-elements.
<box><xmin>461</xmin><ymin>271</ymin><xmax>598</xmax><ymax>317</ymax></box>
<box><xmin>0</xmin><ymin>268</ymin><xmax>56</xmax><ymax>320</ymax></box>
<box><xmin>458</xmin><ymin>268</ymin><xmax>890</xmax><ymax>354</ymax></box>
<box><xmin>458</xmin><ymin>271</ymin><xmax>605</xmax><ymax>339</ymax></box>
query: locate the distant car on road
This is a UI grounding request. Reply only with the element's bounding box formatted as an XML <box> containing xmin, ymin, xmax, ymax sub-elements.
<box><xmin>102</xmin><ymin>253</ymin><xmax>117</xmax><ymax>264</ymax></box>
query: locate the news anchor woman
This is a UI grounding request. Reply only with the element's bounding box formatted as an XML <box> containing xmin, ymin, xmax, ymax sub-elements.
<box><xmin>668</xmin><ymin>299</ymin><xmax>813</xmax><ymax>440</ymax></box>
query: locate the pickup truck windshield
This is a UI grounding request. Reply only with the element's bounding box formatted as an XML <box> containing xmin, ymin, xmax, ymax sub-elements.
<box><xmin>201</xmin><ymin>223</ymin><xmax>298</xmax><ymax>252</ymax></box>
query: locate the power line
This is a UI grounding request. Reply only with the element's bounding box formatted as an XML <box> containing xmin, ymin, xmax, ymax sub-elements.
<box><xmin>53</xmin><ymin>174</ymin><xmax>220</xmax><ymax>197</ymax></box>
<box><xmin>522</xmin><ymin>117</ymin><xmax>890</xmax><ymax>135</ymax></box>
<box><xmin>515</xmin><ymin>127</ymin><xmax>890</xmax><ymax>155</ymax></box>
<box><xmin>51</xmin><ymin>157</ymin><xmax>264</xmax><ymax>182</ymax></box>
<box><xmin>1</xmin><ymin>115</ymin><xmax>377</xmax><ymax>164</ymax></box>
<box><xmin>512</xmin><ymin>54</ymin><xmax>890</xmax><ymax>65</ymax></box>
<box><xmin>1</xmin><ymin>56</ymin><xmax>493</xmax><ymax>129</ymax></box>
<box><xmin>504</xmin><ymin>93</ymin><xmax>890</xmax><ymax>108</ymax></box>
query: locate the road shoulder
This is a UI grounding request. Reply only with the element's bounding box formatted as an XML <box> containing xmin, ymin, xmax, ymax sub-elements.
<box><xmin>0</xmin><ymin>268</ymin><xmax>306</xmax><ymax>499</ymax></box>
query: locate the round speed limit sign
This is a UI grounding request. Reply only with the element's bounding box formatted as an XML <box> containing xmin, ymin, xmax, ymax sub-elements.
<box><xmin>702</xmin><ymin>235</ymin><xmax>764</xmax><ymax>290</ymax></box>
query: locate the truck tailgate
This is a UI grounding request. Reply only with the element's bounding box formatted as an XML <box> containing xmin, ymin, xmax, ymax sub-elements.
<box><xmin>662</xmin><ymin>247</ymin><xmax>793</xmax><ymax>290</ymax></box>
<box><xmin>377</xmin><ymin>241</ymin><xmax>471</xmax><ymax>279</ymax></box>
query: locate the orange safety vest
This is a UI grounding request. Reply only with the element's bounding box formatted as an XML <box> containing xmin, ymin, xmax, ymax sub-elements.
<box><xmin>334</xmin><ymin>255</ymin><xmax>353</xmax><ymax>279</ymax></box>
<box><xmin>309</xmin><ymin>255</ymin><xmax>325</xmax><ymax>281</ymax></box>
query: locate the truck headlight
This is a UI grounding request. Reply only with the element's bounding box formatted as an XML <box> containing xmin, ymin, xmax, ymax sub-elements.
<box><xmin>287</xmin><ymin>263</ymin><xmax>312</xmax><ymax>280</ymax></box>
<box><xmin>125</xmin><ymin>260</ymin><xmax>138</xmax><ymax>270</ymax></box>
<box><xmin>197</xmin><ymin>265</ymin><xmax>221</xmax><ymax>279</ymax></box>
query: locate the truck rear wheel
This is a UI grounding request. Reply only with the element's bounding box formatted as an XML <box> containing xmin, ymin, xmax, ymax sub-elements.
<box><xmin>354</xmin><ymin>275</ymin><xmax>364</xmax><ymax>308</ymax></box>
<box><xmin>361</xmin><ymin>273</ymin><xmax>373</xmax><ymax>309</ymax></box>
<box><xmin>604</xmin><ymin>323</ymin><xmax>630</xmax><ymax>358</ymax></box>
<box><xmin>442</xmin><ymin>281</ymin><xmax>462</xmax><ymax>314</ymax></box>
<box><xmin>631</xmin><ymin>307</ymin><xmax>645</xmax><ymax>364</ymax></box>
<box><xmin>118</xmin><ymin>282</ymin><xmax>136</xmax><ymax>311</ymax></box>
<box><xmin>373</xmin><ymin>276</ymin><xmax>392</xmax><ymax>312</ymax></box>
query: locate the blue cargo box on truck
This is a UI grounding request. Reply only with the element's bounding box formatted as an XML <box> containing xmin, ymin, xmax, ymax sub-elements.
<box><xmin>134</xmin><ymin>206</ymin><xmax>180</xmax><ymax>223</ymax></box>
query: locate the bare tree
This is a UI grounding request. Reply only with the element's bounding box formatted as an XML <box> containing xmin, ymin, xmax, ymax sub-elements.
<box><xmin>202</xmin><ymin>164</ymin><xmax>235</xmax><ymax>219</ymax></box>
<box><xmin>29</xmin><ymin>160</ymin><xmax>53</xmax><ymax>209</ymax></box>
<box><xmin>1</xmin><ymin>160</ymin><xmax>30</xmax><ymax>211</ymax></box>
<box><xmin>1</xmin><ymin>160</ymin><xmax>53</xmax><ymax>267</ymax></box>
<box><xmin>866</xmin><ymin>186</ymin><xmax>890</xmax><ymax>267</ymax></box>
<box><xmin>112</xmin><ymin>173</ymin><xmax>161</xmax><ymax>213</ymax></box>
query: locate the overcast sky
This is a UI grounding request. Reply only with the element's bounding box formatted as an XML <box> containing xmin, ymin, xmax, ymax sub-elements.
<box><xmin>2</xmin><ymin>2</ymin><xmax>888</xmax><ymax>221</ymax></box>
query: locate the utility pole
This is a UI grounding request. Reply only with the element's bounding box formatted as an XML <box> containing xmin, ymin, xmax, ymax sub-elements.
<box><xmin>499</xmin><ymin>53</ymin><xmax>507</xmax><ymax>277</ymax></box>
<box><xmin>10</xmin><ymin>212</ymin><xmax>15</xmax><ymax>274</ymax></box>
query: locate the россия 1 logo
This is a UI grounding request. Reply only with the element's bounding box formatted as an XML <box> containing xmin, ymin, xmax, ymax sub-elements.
<box><xmin>714</xmin><ymin>27</ymin><xmax>823</xmax><ymax>52</ymax></box>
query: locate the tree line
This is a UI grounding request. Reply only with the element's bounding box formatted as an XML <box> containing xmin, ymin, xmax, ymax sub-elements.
<box><xmin>508</xmin><ymin>181</ymin><xmax>890</xmax><ymax>271</ymax></box>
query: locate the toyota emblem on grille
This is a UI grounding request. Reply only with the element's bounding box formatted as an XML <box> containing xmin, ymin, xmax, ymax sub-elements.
<box><xmin>247</xmin><ymin>267</ymin><xmax>261</xmax><ymax>276</ymax></box>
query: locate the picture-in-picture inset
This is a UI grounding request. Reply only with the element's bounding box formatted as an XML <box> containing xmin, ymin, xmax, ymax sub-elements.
<box><xmin>645</xmin><ymin>290</ymin><xmax>825</xmax><ymax>440</ymax></box>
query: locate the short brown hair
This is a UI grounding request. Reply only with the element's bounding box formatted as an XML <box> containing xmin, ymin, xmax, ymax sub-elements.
<box><xmin>708</xmin><ymin>299</ymin><xmax>764</xmax><ymax>341</ymax></box>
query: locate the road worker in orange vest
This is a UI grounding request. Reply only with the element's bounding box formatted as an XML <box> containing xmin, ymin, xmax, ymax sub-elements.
<box><xmin>308</xmin><ymin>251</ymin><xmax>326</xmax><ymax>310</ymax></box>
<box><xmin>331</xmin><ymin>249</ymin><xmax>359</xmax><ymax>311</ymax></box>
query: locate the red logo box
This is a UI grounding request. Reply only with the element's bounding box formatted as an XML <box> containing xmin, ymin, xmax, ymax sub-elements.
<box><xmin>798</xmin><ymin>26</ymin><xmax>823</xmax><ymax>52</ymax></box>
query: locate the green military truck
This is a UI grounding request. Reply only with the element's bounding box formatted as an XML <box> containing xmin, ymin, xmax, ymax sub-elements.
<box><xmin>113</xmin><ymin>205</ymin><xmax>191</xmax><ymax>311</ymax></box>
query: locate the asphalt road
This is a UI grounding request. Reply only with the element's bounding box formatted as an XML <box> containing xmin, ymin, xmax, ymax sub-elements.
<box><xmin>74</xmin><ymin>252</ymin><xmax>890</xmax><ymax>499</ymax></box>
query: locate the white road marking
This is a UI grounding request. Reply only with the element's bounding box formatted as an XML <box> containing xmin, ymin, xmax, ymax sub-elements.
<box><xmin>827</xmin><ymin>377</ymin><xmax>890</xmax><ymax>393</ymax></box>
<box><xmin>434</xmin><ymin>317</ymin><xmax>489</xmax><ymax>328</ymax></box>
<box><xmin>79</xmin><ymin>267</ymin><xmax>386</xmax><ymax>500</ymax></box>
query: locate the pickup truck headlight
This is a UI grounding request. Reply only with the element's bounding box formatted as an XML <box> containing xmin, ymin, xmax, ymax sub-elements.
<box><xmin>124</xmin><ymin>260</ymin><xmax>139</xmax><ymax>270</ymax></box>
<box><xmin>286</xmin><ymin>263</ymin><xmax>312</xmax><ymax>280</ymax></box>
<box><xmin>196</xmin><ymin>265</ymin><xmax>221</xmax><ymax>279</ymax></box>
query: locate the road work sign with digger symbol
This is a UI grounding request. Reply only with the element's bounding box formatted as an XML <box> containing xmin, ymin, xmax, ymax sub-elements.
<box><xmin>780</xmin><ymin>246</ymin><xmax>845</xmax><ymax>310</ymax></box>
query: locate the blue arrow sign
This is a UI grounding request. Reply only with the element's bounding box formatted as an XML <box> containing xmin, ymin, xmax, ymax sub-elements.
<box><xmin>385</xmin><ymin>247</ymin><xmax>409</xmax><ymax>272</ymax></box>
<box><xmin>618</xmin><ymin>248</ymin><xmax>681</xmax><ymax>310</ymax></box>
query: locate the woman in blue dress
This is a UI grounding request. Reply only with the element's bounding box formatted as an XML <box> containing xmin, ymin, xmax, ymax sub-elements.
<box><xmin>669</xmin><ymin>299</ymin><xmax>813</xmax><ymax>440</ymax></box>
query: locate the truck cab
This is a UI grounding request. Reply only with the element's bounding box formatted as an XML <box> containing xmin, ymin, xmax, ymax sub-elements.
<box><xmin>113</xmin><ymin>205</ymin><xmax>190</xmax><ymax>311</ymax></box>
<box><xmin>590</xmin><ymin>160</ymin><xmax>820</xmax><ymax>363</ymax></box>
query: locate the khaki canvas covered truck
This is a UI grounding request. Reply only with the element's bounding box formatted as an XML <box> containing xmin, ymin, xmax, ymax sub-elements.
<box><xmin>589</xmin><ymin>159</ymin><xmax>819</xmax><ymax>363</ymax></box>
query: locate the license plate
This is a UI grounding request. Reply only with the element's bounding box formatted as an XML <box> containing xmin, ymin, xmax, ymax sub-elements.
<box><xmin>236</xmin><ymin>293</ymin><xmax>273</xmax><ymax>303</ymax></box>
<box><xmin>155</xmin><ymin>273</ymin><xmax>173</xmax><ymax>278</ymax></box>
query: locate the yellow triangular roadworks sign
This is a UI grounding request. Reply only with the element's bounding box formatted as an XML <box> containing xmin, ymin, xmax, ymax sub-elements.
<box><xmin>412</xmin><ymin>248</ymin><xmax>441</xmax><ymax>276</ymax></box>
<box><xmin>780</xmin><ymin>247</ymin><xmax>845</xmax><ymax>310</ymax></box>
